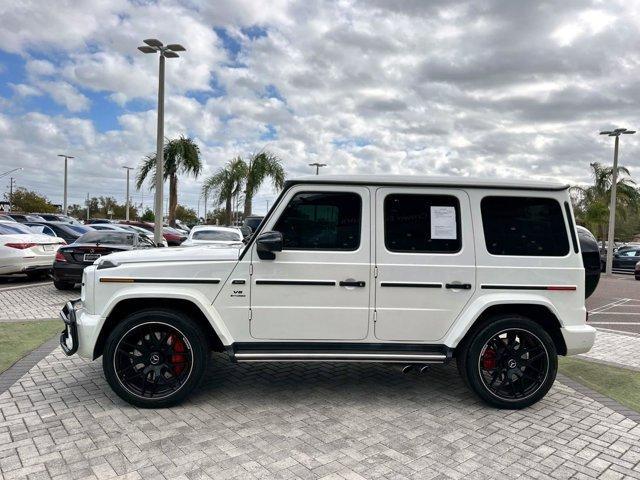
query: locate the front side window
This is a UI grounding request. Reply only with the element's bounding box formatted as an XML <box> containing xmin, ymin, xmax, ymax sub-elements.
<box><xmin>384</xmin><ymin>194</ymin><xmax>462</xmax><ymax>253</ymax></box>
<box><xmin>273</xmin><ymin>191</ymin><xmax>361</xmax><ymax>250</ymax></box>
<box><xmin>481</xmin><ymin>196</ymin><xmax>569</xmax><ymax>256</ymax></box>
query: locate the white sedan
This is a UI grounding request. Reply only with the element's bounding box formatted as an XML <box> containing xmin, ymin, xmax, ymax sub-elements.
<box><xmin>181</xmin><ymin>226</ymin><xmax>244</xmax><ymax>248</ymax></box>
<box><xmin>0</xmin><ymin>221</ymin><xmax>66</xmax><ymax>278</ymax></box>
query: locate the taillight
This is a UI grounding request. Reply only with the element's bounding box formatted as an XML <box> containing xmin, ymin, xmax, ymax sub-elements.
<box><xmin>5</xmin><ymin>243</ymin><xmax>37</xmax><ymax>249</ymax></box>
<box><xmin>55</xmin><ymin>251</ymin><xmax>66</xmax><ymax>262</ymax></box>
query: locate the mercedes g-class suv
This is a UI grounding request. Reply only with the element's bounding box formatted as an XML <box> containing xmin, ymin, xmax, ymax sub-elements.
<box><xmin>60</xmin><ymin>175</ymin><xmax>598</xmax><ymax>409</ymax></box>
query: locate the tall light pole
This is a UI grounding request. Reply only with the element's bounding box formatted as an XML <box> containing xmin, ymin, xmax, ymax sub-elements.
<box><xmin>123</xmin><ymin>166</ymin><xmax>134</xmax><ymax>221</ymax></box>
<box><xmin>58</xmin><ymin>154</ymin><xmax>74</xmax><ymax>214</ymax></box>
<box><xmin>309</xmin><ymin>162</ymin><xmax>327</xmax><ymax>175</ymax></box>
<box><xmin>600</xmin><ymin>128</ymin><xmax>636</xmax><ymax>276</ymax></box>
<box><xmin>138</xmin><ymin>38</ymin><xmax>186</xmax><ymax>244</ymax></box>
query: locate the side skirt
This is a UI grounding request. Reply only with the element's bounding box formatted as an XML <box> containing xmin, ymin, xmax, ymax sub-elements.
<box><xmin>226</xmin><ymin>342</ymin><xmax>453</xmax><ymax>364</ymax></box>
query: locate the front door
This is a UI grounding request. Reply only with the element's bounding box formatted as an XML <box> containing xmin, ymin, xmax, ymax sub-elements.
<box><xmin>374</xmin><ymin>188</ymin><xmax>476</xmax><ymax>342</ymax></box>
<box><xmin>250</xmin><ymin>185</ymin><xmax>371</xmax><ymax>340</ymax></box>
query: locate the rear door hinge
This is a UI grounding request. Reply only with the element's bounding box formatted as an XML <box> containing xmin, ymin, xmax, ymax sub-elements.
<box><xmin>248</xmin><ymin>308</ymin><xmax>252</xmax><ymax>321</ymax></box>
<box><xmin>373</xmin><ymin>310</ymin><xmax>377</xmax><ymax>323</ymax></box>
<box><xmin>249</xmin><ymin>263</ymin><xmax>254</xmax><ymax>276</ymax></box>
<box><xmin>374</xmin><ymin>266</ymin><xmax>378</xmax><ymax>278</ymax></box>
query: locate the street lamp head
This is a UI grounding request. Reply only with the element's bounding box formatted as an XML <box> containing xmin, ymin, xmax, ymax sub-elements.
<box><xmin>623</xmin><ymin>130</ymin><xmax>636</xmax><ymax>135</ymax></box>
<box><xmin>138</xmin><ymin>45</ymin><xmax>157</xmax><ymax>54</ymax></box>
<box><xmin>600</xmin><ymin>131</ymin><xmax>612</xmax><ymax>135</ymax></box>
<box><xmin>166</xmin><ymin>44</ymin><xmax>186</xmax><ymax>52</ymax></box>
<box><xmin>143</xmin><ymin>38</ymin><xmax>163</xmax><ymax>47</ymax></box>
<box><xmin>163</xmin><ymin>50</ymin><xmax>179</xmax><ymax>58</ymax></box>
<box><xmin>58</xmin><ymin>154</ymin><xmax>74</xmax><ymax>159</ymax></box>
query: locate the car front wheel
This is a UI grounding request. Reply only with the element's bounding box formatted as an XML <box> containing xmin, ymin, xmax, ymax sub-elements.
<box><xmin>458</xmin><ymin>315</ymin><xmax>557</xmax><ymax>409</ymax></box>
<box><xmin>102</xmin><ymin>309</ymin><xmax>208</xmax><ymax>408</ymax></box>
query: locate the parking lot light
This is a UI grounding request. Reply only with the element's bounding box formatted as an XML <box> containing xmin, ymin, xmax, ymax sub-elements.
<box><xmin>599</xmin><ymin>128</ymin><xmax>636</xmax><ymax>276</ymax></box>
<box><xmin>137</xmin><ymin>38</ymin><xmax>186</xmax><ymax>245</ymax></box>
<box><xmin>58</xmin><ymin>154</ymin><xmax>74</xmax><ymax>215</ymax></box>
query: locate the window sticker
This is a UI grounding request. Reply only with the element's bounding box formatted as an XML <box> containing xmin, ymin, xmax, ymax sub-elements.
<box><xmin>430</xmin><ymin>206</ymin><xmax>457</xmax><ymax>240</ymax></box>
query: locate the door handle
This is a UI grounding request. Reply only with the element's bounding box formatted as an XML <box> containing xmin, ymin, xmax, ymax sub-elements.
<box><xmin>445</xmin><ymin>283</ymin><xmax>472</xmax><ymax>290</ymax></box>
<box><xmin>340</xmin><ymin>280</ymin><xmax>366</xmax><ymax>287</ymax></box>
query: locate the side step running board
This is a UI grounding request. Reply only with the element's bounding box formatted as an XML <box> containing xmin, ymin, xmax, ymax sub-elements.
<box><xmin>234</xmin><ymin>352</ymin><xmax>448</xmax><ymax>363</ymax></box>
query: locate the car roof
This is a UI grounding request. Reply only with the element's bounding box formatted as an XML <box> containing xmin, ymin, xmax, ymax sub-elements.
<box><xmin>286</xmin><ymin>175</ymin><xmax>569</xmax><ymax>191</ymax></box>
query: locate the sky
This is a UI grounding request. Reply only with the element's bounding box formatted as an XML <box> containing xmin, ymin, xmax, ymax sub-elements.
<box><xmin>0</xmin><ymin>0</ymin><xmax>639</xmax><ymax>216</ymax></box>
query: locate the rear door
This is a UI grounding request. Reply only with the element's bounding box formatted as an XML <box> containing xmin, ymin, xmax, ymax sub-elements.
<box><xmin>374</xmin><ymin>188</ymin><xmax>475</xmax><ymax>342</ymax></box>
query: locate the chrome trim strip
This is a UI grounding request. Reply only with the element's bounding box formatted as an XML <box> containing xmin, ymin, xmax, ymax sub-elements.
<box><xmin>235</xmin><ymin>352</ymin><xmax>447</xmax><ymax>363</ymax></box>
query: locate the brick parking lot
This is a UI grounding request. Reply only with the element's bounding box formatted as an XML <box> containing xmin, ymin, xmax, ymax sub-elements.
<box><xmin>0</xmin><ymin>277</ymin><xmax>640</xmax><ymax>479</ymax></box>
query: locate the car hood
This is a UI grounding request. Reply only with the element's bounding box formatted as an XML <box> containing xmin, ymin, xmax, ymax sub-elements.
<box><xmin>96</xmin><ymin>244</ymin><xmax>242</xmax><ymax>265</ymax></box>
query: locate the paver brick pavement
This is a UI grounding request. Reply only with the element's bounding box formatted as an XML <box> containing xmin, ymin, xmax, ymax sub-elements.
<box><xmin>0</xmin><ymin>284</ymin><xmax>77</xmax><ymax>322</ymax></box>
<box><xmin>1</xmin><ymin>349</ymin><xmax>640</xmax><ymax>479</ymax></box>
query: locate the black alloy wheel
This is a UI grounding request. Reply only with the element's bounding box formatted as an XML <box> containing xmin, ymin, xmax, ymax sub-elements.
<box><xmin>458</xmin><ymin>315</ymin><xmax>557</xmax><ymax>409</ymax></box>
<box><xmin>478</xmin><ymin>329</ymin><xmax>549</xmax><ymax>401</ymax></box>
<box><xmin>114</xmin><ymin>322</ymin><xmax>194</xmax><ymax>400</ymax></box>
<box><xmin>103</xmin><ymin>309</ymin><xmax>208</xmax><ymax>408</ymax></box>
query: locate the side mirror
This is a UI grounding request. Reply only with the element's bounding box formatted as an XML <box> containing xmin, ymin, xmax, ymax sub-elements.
<box><xmin>256</xmin><ymin>231</ymin><xmax>283</xmax><ymax>260</ymax></box>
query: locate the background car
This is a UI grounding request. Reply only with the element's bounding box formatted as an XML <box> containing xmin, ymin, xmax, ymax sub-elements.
<box><xmin>609</xmin><ymin>246</ymin><xmax>640</xmax><ymax>273</ymax></box>
<box><xmin>53</xmin><ymin>230</ymin><xmax>156</xmax><ymax>289</ymax></box>
<box><xmin>24</xmin><ymin>221</ymin><xmax>93</xmax><ymax>244</ymax></box>
<box><xmin>118</xmin><ymin>220</ymin><xmax>185</xmax><ymax>246</ymax></box>
<box><xmin>33</xmin><ymin>213</ymin><xmax>83</xmax><ymax>225</ymax></box>
<box><xmin>85</xmin><ymin>218</ymin><xmax>113</xmax><ymax>225</ymax></box>
<box><xmin>0</xmin><ymin>221</ymin><xmax>66</xmax><ymax>279</ymax></box>
<box><xmin>181</xmin><ymin>225</ymin><xmax>244</xmax><ymax>247</ymax></box>
<box><xmin>1</xmin><ymin>213</ymin><xmax>46</xmax><ymax>223</ymax></box>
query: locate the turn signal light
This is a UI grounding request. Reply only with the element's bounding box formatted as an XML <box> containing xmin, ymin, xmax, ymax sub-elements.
<box><xmin>55</xmin><ymin>251</ymin><xmax>66</xmax><ymax>262</ymax></box>
<box><xmin>5</xmin><ymin>243</ymin><xmax>37</xmax><ymax>249</ymax></box>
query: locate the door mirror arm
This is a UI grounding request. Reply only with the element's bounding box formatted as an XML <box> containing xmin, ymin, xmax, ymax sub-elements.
<box><xmin>256</xmin><ymin>231</ymin><xmax>283</xmax><ymax>260</ymax></box>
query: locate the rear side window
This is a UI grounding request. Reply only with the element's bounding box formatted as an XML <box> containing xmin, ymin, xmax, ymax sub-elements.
<box><xmin>481</xmin><ymin>196</ymin><xmax>569</xmax><ymax>256</ymax></box>
<box><xmin>384</xmin><ymin>194</ymin><xmax>461</xmax><ymax>253</ymax></box>
<box><xmin>274</xmin><ymin>191</ymin><xmax>361</xmax><ymax>250</ymax></box>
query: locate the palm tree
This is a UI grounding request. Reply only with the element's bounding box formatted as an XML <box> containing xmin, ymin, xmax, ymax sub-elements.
<box><xmin>202</xmin><ymin>157</ymin><xmax>245</xmax><ymax>225</ymax></box>
<box><xmin>572</xmin><ymin>162</ymin><xmax>639</xmax><ymax>240</ymax></box>
<box><xmin>242</xmin><ymin>151</ymin><xmax>285</xmax><ymax>216</ymax></box>
<box><xmin>136</xmin><ymin>136</ymin><xmax>202</xmax><ymax>227</ymax></box>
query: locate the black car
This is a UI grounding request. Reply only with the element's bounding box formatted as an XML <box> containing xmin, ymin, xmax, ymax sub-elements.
<box><xmin>24</xmin><ymin>221</ymin><xmax>93</xmax><ymax>244</ymax></box>
<box><xmin>610</xmin><ymin>246</ymin><xmax>640</xmax><ymax>273</ymax></box>
<box><xmin>85</xmin><ymin>218</ymin><xmax>113</xmax><ymax>225</ymax></box>
<box><xmin>53</xmin><ymin>230</ymin><xmax>156</xmax><ymax>290</ymax></box>
<box><xmin>242</xmin><ymin>215</ymin><xmax>264</xmax><ymax>233</ymax></box>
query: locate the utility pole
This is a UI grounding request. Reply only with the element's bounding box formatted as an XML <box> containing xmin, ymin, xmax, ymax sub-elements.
<box><xmin>58</xmin><ymin>154</ymin><xmax>74</xmax><ymax>214</ymax></box>
<box><xmin>203</xmin><ymin>193</ymin><xmax>207</xmax><ymax>224</ymax></box>
<box><xmin>123</xmin><ymin>167</ymin><xmax>134</xmax><ymax>221</ymax></box>
<box><xmin>138</xmin><ymin>38</ymin><xmax>185</xmax><ymax>244</ymax></box>
<box><xmin>86</xmin><ymin>192</ymin><xmax>90</xmax><ymax>221</ymax></box>
<box><xmin>309</xmin><ymin>162</ymin><xmax>327</xmax><ymax>175</ymax></box>
<box><xmin>599</xmin><ymin>128</ymin><xmax>636</xmax><ymax>276</ymax></box>
<box><xmin>8</xmin><ymin>177</ymin><xmax>16</xmax><ymax>212</ymax></box>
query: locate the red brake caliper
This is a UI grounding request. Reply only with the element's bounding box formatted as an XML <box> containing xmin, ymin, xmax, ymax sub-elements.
<box><xmin>169</xmin><ymin>334</ymin><xmax>187</xmax><ymax>375</ymax></box>
<box><xmin>482</xmin><ymin>348</ymin><xmax>496</xmax><ymax>370</ymax></box>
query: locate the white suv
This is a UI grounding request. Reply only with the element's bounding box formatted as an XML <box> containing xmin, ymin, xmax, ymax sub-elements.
<box><xmin>60</xmin><ymin>175</ymin><xmax>597</xmax><ymax>409</ymax></box>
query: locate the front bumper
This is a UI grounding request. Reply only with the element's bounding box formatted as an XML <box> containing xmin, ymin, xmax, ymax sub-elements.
<box><xmin>59</xmin><ymin>299</ymin><xmax>81</xmax><ymax>355</ymax></box>
<box><xmin>561</xmin><ymin>325</ymin><xmax>597</xmax><ymax>355</ymax></box>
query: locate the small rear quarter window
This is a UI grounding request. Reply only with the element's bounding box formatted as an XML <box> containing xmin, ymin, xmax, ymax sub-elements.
<box><xmin>481</xmin><ymin>196</ymin><xmax>569</xmax><ymax>256</ymax></box>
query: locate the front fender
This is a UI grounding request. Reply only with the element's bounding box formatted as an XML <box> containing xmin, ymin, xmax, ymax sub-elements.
<box><xmin>442</xmin><ymin>293</ymin><xmax>564</xmax><ymax>348</ymax></box>
<box><xmin>98</xmin><ymin>287</ymin><xmax>233</xmax><ymax>346</ymax></box>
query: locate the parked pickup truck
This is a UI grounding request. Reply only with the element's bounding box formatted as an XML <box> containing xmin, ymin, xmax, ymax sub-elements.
<box><xmin>60</xmin><ymin>175</ymin><xmax>597</xmax><ymax>409</ymax></box>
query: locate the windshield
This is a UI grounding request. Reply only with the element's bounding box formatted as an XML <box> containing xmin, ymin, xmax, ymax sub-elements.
<box><xmin>192</xmin><ymin>230</ymin><xmax>241</xmax><ymax>241</ymax></box>
<box><xmin>0</xmin><ymin>223</ymin><xmax>33</xmax><ymax>234</ymax></box>
<box><xmin>76</xmin><ymin>231</ymin><xmax>135</xmax><ymax>245</ymax></box>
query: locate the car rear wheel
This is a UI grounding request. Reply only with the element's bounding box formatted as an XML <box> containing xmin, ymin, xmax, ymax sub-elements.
<box><xmin>458</xmin><ymin>315</ymin><xmax>557</xmax><ymax>409</ymax></box>
<box><xmin>102</xmin><ymin>309</ymin><xmax>208</xmax><ymax>408</ymax></box>
<box><xmin>53</xmin><ymin>280</ymin><xmax>74</xmax><ymax>290</ymax></box>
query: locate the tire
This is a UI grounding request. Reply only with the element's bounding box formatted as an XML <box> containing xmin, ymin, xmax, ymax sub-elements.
<box><xmin>102</xmin><ymin>309</ymin><xmax>208</xmax><ymax>408</ymax></box>
<box><xmin>53</xmin><ymin>280</ymin><xmax>74</xmax><ymax>290</ymax></box>
<box><xmin>458</xmin><ymin>315</ymin><xmax>557</xmax><ymax>409</ymax></box>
